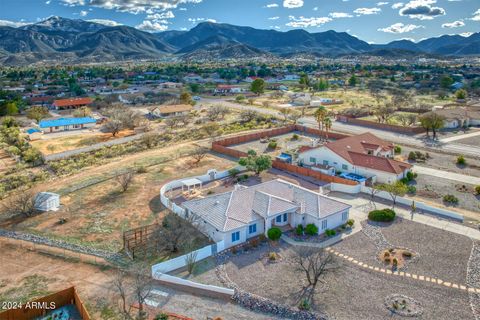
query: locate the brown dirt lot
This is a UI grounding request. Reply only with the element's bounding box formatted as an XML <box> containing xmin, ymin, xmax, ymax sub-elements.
<box><xmin>31</xmin><ymin>129</ymin><xmax>136</xmax><ymax>155</ymax></box>
<box><xmin>0</xmin><ymin>145</ymin><xmax>236</xmax><ymax>252</ymax></box>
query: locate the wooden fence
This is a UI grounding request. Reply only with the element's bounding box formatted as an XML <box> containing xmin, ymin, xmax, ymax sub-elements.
<box><xmin>0</xmin><ymin>287</ymin><xmax>90</xmax><ymax>320</ymax></box>
<box><xmin>212</xmin><ymin>125</ymin><xmax>357</xmax><ymax>186</ymax></box>
<box><xmin>123</xmin><ymin>223</ymin><xmax>159</xmax><ymax>259</ymax></box>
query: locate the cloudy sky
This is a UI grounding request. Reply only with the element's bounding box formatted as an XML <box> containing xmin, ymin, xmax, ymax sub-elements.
<box><xmin>0</xmin><ymin>0</ymin><xmax>479</xmax><ymax>43</ymax></box>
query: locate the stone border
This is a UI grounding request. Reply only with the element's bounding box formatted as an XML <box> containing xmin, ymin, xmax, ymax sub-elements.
<box><xmin>384</xmin><ymin>294</ymin><xmax>423</xmax><ymax>317</ymax></box>
<box><xmin>215</xmin><ymin>252</ymin><xmax>328</xmax><ymax>320</ymax></box>
<box><xmin>0</xmin><ymin>229</ymin><xmax>125</xmax><ymax>264</ymax></box>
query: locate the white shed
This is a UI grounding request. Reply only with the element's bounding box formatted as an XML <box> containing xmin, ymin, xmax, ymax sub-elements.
<box><xmin>34</xmin><ymin>192</ymin><xmax>60</xmax><ymax>211</ymax></box>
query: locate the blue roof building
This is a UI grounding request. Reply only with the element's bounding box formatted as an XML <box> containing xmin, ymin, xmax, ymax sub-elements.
<box><xmin>39</xmin><ymin>117</ymin><xmax>96</xmax><ymax>133</ymax></box>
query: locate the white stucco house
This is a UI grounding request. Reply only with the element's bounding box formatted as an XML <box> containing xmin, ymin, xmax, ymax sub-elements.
<box><xmin>430</xmin><ymin>108</ymin><xmax>480</xmax><ymax>129</ymax></box>
<box><xmin>297</xmin><ymin>132</ymin><xmax>412</xmax><ymax>184</ymax></box>
<box><xmin>182</xmin><ymin>179</ymin><xmax>351</xmax><ymax>249</ymax></box>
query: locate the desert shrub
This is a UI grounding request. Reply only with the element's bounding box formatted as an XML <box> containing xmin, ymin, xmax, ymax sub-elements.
<box><xmin>291</xmin><ymin>133</ymin><xmax>299</xmax><ymax>140</ymax></box>
<box><xmin>231</xmin><ymin>247</ymin><xmax>238</xmax><ymax>254</ymax></box>
<box><xmin>443</xmin><ymin>194</ymin><xmax>459</xmax><ymax>204</ymax></box>
<box><xmin>402</xmin><ymin>251</ymin><xmax>412</xmax><ymax>258</ymax></box>
<box><xmin>346</xmin><ymin>219</ymin><xmax>355</xmax><ymax>227</ymax></box>
<box><xmin>392</xmin><ymin>258</ymin><xmax>398</xmax><ymax>266</ymax></box>
<box><xmin>207</xmin><ymin>190</ymin><xmax>214</xmax><ymax>195</ymax></box>
<box><xmin>267</xmin><ymin>227</ymin><xmax>282</xmax><ymax>241</ymax></box>
<box><xmin>249</xmin><ymin>238</ymin><xmax>260</xmax><ymax>247</ymax></box>
<box><xmin>267</xmin><ymin>141</ymin><xmax>277</xmax><ymax>149</ymax></box>
<box><xmin>268</xmin><ymin>252</ymin><xmax>278</xmax><ymax>261</ymax></box>
<box><xmin>408</xmin><ymin>151</ymin><xmax>417</xmax><ymax>161</ymax></box>
<box><xmin>457</xmin><ymin>155</ymin><xmax>466</xmax><ymax>165</ymax></box>
<box><xmin>325</xmin><ymin>229</ymin><xmax>336</xmax><ymax>237</ymax></box>
<box><xmin>475</xmin><ymin>185</ymin><xmax>480</xmax><ymax>195</ymax></box>
<box><xmin>305</xmin><ymin>223</ymin><xmax>318</xmax><ymax>236</ymax></box>
<box><xmin>384</xmin><ymin>251</ymin><xmax>390</xmax><ymax>258</ymax></box>
<box><xmin>154</xmin><ymin>314</ymin><xmax>168</xmax><ymax>320</ymax></box>
<box><xmin>384</xmin><ymin>257</ymin><xmax>391</xmax><ymax>263</ymax></box>
<box><xmin>298</xmin><ymin>298</ymin><xmax>311</xmax><ymax>311</ymax></box>
<box><xmin>295</xmin><ymin>224</ymin><xmax>304</xmax><ymax>235</ymax></box>
<box><xmin>394</xmin><ymin>146</ymin><xmax>401</xmax><ymax>154</ymax></box>
<box><xmin>406</xmin><ymin>171</ymin><xmax>417</xmax><ymax>181</ymax></box>
<box><xmin>400</xmin><ymin>177</ymin><xmax>409</xmax><ymax>184</ymax></box>
<box><xmin>407</xmin><ymin>185</ymin><xmax>416</xmax><ymax>194</ymax></box>
<box><xmin>368</xmin><ymin>209</ymin><xmax>396</xmax><ymax>222</ymax></box>
<box><xmin>136</xmin><ymin>165</ymin><xmax>147</xmax><ymax>173</ymax></box>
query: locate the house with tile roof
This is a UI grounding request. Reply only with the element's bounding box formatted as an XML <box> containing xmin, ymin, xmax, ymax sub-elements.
<box><xmin>182</xmin><ymin>179</ymin><xmax>351</xmax><ymax>249</ymax></box>
<box><xmin>297</xmin><ymin>132</ymin><xmax>412</xmax><ymax>184</ymax></box>
<box><xmin>150</xmin><ymin>104</ymin><xmax>193</xmax><ymax>118</ymax></box>
<box><xmin>52</xmin><ymin>97</ymin><xmax>93</xmax><ymax>110</ymax></box>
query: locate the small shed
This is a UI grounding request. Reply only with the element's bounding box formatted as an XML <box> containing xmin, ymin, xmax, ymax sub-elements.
<box><xmin>34</xmin><ymin>192</ymin><xmax>60</xmax><ymax>212</ymax></box>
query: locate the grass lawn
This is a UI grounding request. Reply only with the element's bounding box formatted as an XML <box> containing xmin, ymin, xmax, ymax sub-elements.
<box><xmin>31</xmin><ymin>129</ymin><xmax>135</xmax><ymax>155</ymax></box>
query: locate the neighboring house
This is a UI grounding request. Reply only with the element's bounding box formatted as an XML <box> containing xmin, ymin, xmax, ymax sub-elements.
<box><xmin>160</xmin><ymin>82</ymin><xmax>183</xmax><ymax>89</ymax></box>
<box><xmin>214</xmin><ymin>85</ymin><xmax>243</xmax><ymax>95</ymax></box>
<box><xmin>150</xmin><ymin>104</ymin><xmax>193</xmax><ymax>118</ymax></box>
<box><xmin>297</xmin><ymin>132</ymin><xmax>411</xmax><ymax>184</ymax></box>
<box><xmin>310</xmin><ymin>98</ymin><xmax>344</xmax><ymax>107</ymax></box>
<box><xmin>451</xmin><ymin>82</ymin><xmax>464</xmax><ymax>90</ymax></box>
<box><xmin>431</xmin><ymin>107</ymin><xmax>480</xmax><ymax>129</ymax></box>
<box><xmin>182</xmin><ymin>179</ymin><xmax>351</xmax><ymax>249</ymax></box>
<box><xmin>39</xmin><ymin>117</ymin><xmax>96</xmax><ymax>133</ymax></box>
<box><xmin>183</xmin><ymin>74</ymin><xmax>204</xmax><ymax>83</ymax></box>
<box><xmin>283</xmin><ymin>74</ymin><xmax>300</xmax><ymax>81</ymax></box>
<box><xmin>52</xmin><ymin>97</ymin><xmax>93</xmax><ymax>110</ymax></box>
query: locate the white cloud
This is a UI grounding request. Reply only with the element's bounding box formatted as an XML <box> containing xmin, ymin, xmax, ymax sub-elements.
<box><xmin>283</xmin><ymin>0</ymin><xmax>304</xmax><ymax>9</ymax></box>
<box><xmin>268</xmin><ymin>16</ymin><xmax>280</xmax><ymax>20</ymax></box>
<box><xmin>286</xmin><ymin>15</ymin><xmax>331</xmax><ymax>27</ymax></box>
<box><xmin>147</xmin><ymin>11</ymin><xmax>175</xmax><ymax>20</ymax></box>
<box><xmin>354</xmin><ymin>7</ymin><xmax>382</xmax><ymax>15</ymax></box>
<box><xmin>79</xmin><ymin>10</ymin><xmax>88</xmax><ymax>17</ymax></box>
<box><xmin>442</xmin><ymin>20</ymin><xmax>465</xmax><ymax>28</ymax></box>
<box><xmin>391</xmin><ymin>2</ymin><xmax>404</xmax><ymax>9</ymax></box>
<box><xmin>87</xmin><ymin>19</ymin><xmax>122</xmax><ymax>26</ymax></box>
<box><xmin>136</xmin><ymin>20</ymin><xmax>168</xmax><ymax>32</ymax></box>
<box><xmin>188</xmin><ymin>17</ymin><xmax>216</xmax><ymax>23</ymax></box>
<box><xmin>329</xmin><ymin>12</ymin><xmax>353</xmax><ymax>18</ymax></box>
<box><xmin>378</xmin><ymin>22</ymin><xmax>423</xmax><ymax>33</ymax></box>
<box><xmin>45</xmin><ymin>0</ymin><xmax>51</xmax><ymax>4</ymax></box>
<box><xmin>0</xmin><ymin>19</ymin><xmax>30</xmax><ymax>28</ymax></box>
<box><xmin>460</xmin><ymin>32</ymin><xmax>473</xmax><ymax>37</ymax></box>
<box><xmin>61</xmin><ymin>0</ymin><xmax>202</xmax><ymax>14</ymax></box>
<box><xmin>377</xmin><ymin>2</ymin><xmax>389</xmax><ymax>6</ymax></box>
<box><xmin>265</xmin><ymin>3</ymin><xmax>279</xmax><ymax>8</ymax></box>
<box><xmin>313</xmin><ymin>7</ymin><xmax>318</xmax><ymax>11</ymax></box>
<box><xmin>399</xmin><ymin>0</ymin><xmax>445</xmax><ymax>20</ymax></box>
<box><xmin>471</xmin><ymin>9</ymin><xmax>480</xmax><ymax>21</ymax></box>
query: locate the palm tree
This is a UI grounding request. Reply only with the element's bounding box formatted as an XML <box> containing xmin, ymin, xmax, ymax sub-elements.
<box><xmin>314</xmin><ymin>106</ymin><xmax>328</xmax><ymax>138</ymax></box>
<box><xmin>324</xmin><ymin>117</ymin><xmax>332</xmax><ymax>141</ymax></box>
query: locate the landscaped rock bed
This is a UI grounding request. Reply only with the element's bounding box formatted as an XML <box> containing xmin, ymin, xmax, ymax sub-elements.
<box><xmin>384</xmin><ymin>294</ymin><xmax>423</xmax><ymax>317</ymax></box>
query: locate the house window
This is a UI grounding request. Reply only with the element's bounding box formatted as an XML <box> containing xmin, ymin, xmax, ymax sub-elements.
<box><xmin>342</xmin><ymin>164</ymin><xmax>348</xmax><ymax>170</ymax></box>
<box><xmin>231</xmin><ymin>231</ymin><xmax>240</xmax><ymax>243</ymax></box>
<box><xmin>342</xmin><ymin>211</ymin><xmax>349</xmax><ymax>221</ymax></box>
<box><xmin>276</xmin><ymin>215</ymin><xmax>282</xmax><ymax>223</ymax></box>
<box><xmin>283</xmin><ymin>213</ymin><xmax>288</xmax><ymax>222</ymax></box>
<box><xmin>323</xmin><ymin>160</ymin><xmax>329</xmax><ymax>166</ymax></box>
<box><xmin>248</xmin><ymin>224</ymin><xmax>257</xmax><ymax>234</ymax></box>
<box><xmin>321</xmin><ymin>220</ymin><xmax>328</xmax><ymax>230</ymax></box>
<box><xmin>309</xmin><ymin>157</ymin><xmax>316</xmax><ymax>164</ymax></box>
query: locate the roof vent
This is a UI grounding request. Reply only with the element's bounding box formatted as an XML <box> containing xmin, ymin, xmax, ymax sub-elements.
<box><xmin>214</xmin><ymin>200</ymin><xmax>220</xmax><ymax>205</ymax></box>
<box><xmin>347</xmin><ymin>145</ymin><xmax>351</xmax><ymax>149</ymax></box>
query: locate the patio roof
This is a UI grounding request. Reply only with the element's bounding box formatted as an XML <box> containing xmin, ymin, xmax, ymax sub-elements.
<box><xmin>181</xmin><ymin>178</ymin><xmax>203</xmax><ymax>187</ymax></box>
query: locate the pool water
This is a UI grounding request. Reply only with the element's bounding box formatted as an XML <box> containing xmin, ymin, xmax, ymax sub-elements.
<box><xmin>36</xmin><ymin>304</ymin><xmax>82</xmax><ymax>320</ymax></box>
<box><xmin>339</xmin><ymin>172</ymin><xmax>367</xmax><ymax>182</ymax></box>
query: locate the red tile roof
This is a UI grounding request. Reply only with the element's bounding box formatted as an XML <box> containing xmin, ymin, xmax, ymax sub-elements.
<box><xmin>53</xmin><ymin>97</ymin><xmax>93</xmax><ymax>107</ymax></box>
<box><xmin>298</xmin><ymin>145</ymin><xmax>316</xmax><ymax>154</ymax></box>
<box><xmin>347</xmin><ymin>151</ymin><xmax>411</xmax><ymax>174</ymax></box>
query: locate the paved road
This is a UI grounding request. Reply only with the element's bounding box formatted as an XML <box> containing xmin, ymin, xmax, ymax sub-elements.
<box><xmin>44</xmin><ymin>132</ymin><xmax>145</xmax><ymax>161</ymax></box>
<box><xmin>440</xmin><ymin>129</ymin><xmax>480</xmax><ymax>143</ymax></box>
<box><xmin>414</xmin><ymin>165</ymin><xmax>480</xmax><ymax>185</ymax></box>
<box><xmin>201</xmin><ymin>98</ymin><xmax>480</xmax><ymax>158</ymax></box>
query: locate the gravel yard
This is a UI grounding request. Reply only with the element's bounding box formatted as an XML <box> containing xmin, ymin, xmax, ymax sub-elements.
<box><xmin>399</xmin><ymin>145</ymin><xmax>480</xmax><ymax>177</ymax></box>
<box><xmin>455</xmin><ymin>135</ymin><xmax>480</xmax><ymax>147</ymax></box>
<box><xmin>222</xmin><ymin>241</ymin><xmax>473</xmax><ymax>320</ymax></box>
<box><xmin>230</xmin><ymin>131</ymin><xmax>323</xmax><ymax>156</ymax></box>
<box><xmin>414</xmin><ymin>173</ymin><xmax>480</xmax><ymax>213</ymax></box>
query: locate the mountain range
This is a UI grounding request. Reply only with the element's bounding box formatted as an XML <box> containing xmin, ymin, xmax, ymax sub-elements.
<box><xmin>0</xmin><ymin>16</ymin><xmax>479</xmax><ymax>65</ymax></box>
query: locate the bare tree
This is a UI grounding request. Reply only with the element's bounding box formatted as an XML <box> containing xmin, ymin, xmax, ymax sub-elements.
<box><xmin>112</xmin><ymin>269</ymin><xmax>133</xmax><ymax>319</ymax></box>
<box><xmin>116</xmin><ymin>172</ymin><xmax>134</xmax><ymax>192</ymax></box>
<box><xmin>103</xmin><ymin>119</ymin><xmax>123</xmax><ymax>137</ymax></box>
<box><xmin>206</xmin><ymin>106</ymin><xmax>229</xmax><ymax>121</ymax></box>
<box><xmin>294</xmin><ymin>247</ymin><xmax>334</xmax><ymax>289</ymax></box>
<box><xmin>184</xmin><ymin>241</ymin><xmax>199</xmax><ymax>275</ymax></box>
<box><xmin>164</xmin><ymin>116</ymin><xmax>181</xmax><ymax>129</ymax></box>
<box><xmin>202</xmin><ymin>122</ymin><xmax>221</xmax><ymax>139</ymax></box>
<box><xmin>239</xmin><ymin>110</ymin><xmax>258</xmax><ymax>123</ymax></box>
<box><xmin>140</xmin><ymin>132</ymin><xmax>158</xmax><ymax>148</ymax></box>
<box><xmin>279</xmin><ymin>108</ymin><xmax>291</xmax><ymax>123</ymax></box>
<box><xmin>130</xmin><ymin>263</ymin><xmax>153</xmax><ymax>320</ymax></box>
<box><xmin>288</xmin><ymin>111</ymin><xmax>302</xmax><ymax>124</ymax></box>
<box><xmin>191</xmin><ymin>147</ymin><xmax>208</xmax><ymax>166</ymax></box>
<box><xmin>3</xmin><ymin>191</ymin><xmax>36</xmax><ymax>217</ymax></box>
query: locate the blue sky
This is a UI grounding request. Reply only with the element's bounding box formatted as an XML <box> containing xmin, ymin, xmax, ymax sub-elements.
<box><xmin>0</xmin><ymin>0</ymin><xmax>479</xmax><ymax>43</ymax></box>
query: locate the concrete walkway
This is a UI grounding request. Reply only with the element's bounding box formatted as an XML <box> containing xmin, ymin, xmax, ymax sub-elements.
<box><xmin>440</xmin><ymin>130</ymin><xmax>480</xmax><ymax>143</ymax></box>
<box><xmin>413</xmin><ymin>165</ymin><xmax>480</xmax><ymax>185</ymax></box>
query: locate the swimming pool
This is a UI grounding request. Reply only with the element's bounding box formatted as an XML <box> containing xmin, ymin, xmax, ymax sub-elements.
<box><xmin>339</xmin><ymin>172</ymin><xmax>367</xmax><ymax>182</ymax></box>
<box><xmin>276</xmin><ymin>153</ymin><xmax>293</xmax><ymax>164</ymax></box>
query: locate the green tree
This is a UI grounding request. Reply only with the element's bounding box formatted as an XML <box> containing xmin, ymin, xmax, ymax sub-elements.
<box><xmin>455</xmin><ymin>89</ymin><xmax>467</xmax><ymax>100</ymax></box>
<box><xmin>377</xmin><ymin>181</ymin><xmax>408</xmax><ymax>209</ymax></box>
<box><xmin>180</xmin><ymin>91</ymin><xmax>193</xmax><ymax>105</ymax></box>
<box><xmin>250</xmin><ymin>78</ymin><xmax>265</xmax><ymax>95</ymax></box>
<box><xmin>314</xmin><ymin>106</ymin><xmax>328</xmax><ymax>138</ymax></box>
<box><xmin>348</xmin><ymin>74</ymin><xmax>358</xmax><ymax>87</ymax></box>
<box><xmin>27</xmin><ymin>106</ymin><xmax>49</xmax><ymax>123</ymax></box>
<box><xmin>419</xmin><ymin>112</ymin><xmax>445</xmax><ymax>140</ymax></box>
<box><xmin>324</xmin><ymin>117</ymin><xmax>332</xmax><ymax>141</ymax></box>
<box><xmin>238</xmin><ymin>150</ymin><xmax>272</xmax><ymax>175</ymax></box>
<box><xmin>440</xmin><ymin>76</ymin><xmax>454</xmax><ymax>89</ymax></box>
<box><xmin>299</xmin><ymin>73</ymin><xmax>310</xmax><ymax>88</ymax></box>
<box><xmin>5</xmin><ymin>102</ymin><xmax>19</xmax><ymax>115</ymax></box>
